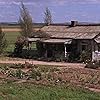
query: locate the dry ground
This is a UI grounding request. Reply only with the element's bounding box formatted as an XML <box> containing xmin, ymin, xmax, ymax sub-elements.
<box><xmin>0</xmin><ymin>58</ymin><xmax>100</xmax><ymax>92</ymax></box>
<box><xmin>0</xmin><ymin>58</ymin><xmax>85</xmax><ymax>68</ymax></box>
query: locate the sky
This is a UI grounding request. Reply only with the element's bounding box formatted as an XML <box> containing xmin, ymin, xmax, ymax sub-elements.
<box><xmin>0</xmin><ymin>0</ymin><xmax>100</xmax><ymax>23</ymax></box>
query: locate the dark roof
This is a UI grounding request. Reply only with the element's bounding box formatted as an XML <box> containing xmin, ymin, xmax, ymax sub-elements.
<box><xmin>41</xmin><ymin>25</ymin><xmax>100</xmax><ymax>39</ymax></box>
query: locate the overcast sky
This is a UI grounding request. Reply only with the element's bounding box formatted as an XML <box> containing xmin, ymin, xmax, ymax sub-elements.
<box><xmin>0</xmin><ymin>0</ymin><xmax>100</xmax><ymax>23</ymax></box>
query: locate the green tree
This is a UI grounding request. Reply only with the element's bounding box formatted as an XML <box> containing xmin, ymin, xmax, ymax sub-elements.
<box><xmin>19</xmin><ymin>2</ymin><xmax>33</xmax><ymax>37</ymax></box>
<box><xmin>0</xmin><ymin>26</ymin><xmax>7</xmax><ymax>54</ymax></box>
<box><xmin>44</xmin><ymin>7</ymin><xmax>52</xmax><ymax>25</ymax></box>
<box><xmin>14</xmin><ymin>2</ymin><xmax>33</xmax><ymax>57</ymax></box>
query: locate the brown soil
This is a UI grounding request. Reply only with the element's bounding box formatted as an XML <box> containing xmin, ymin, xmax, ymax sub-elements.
<box><xmin>0</xmin><ymin>58</ymin><xmax>100</xmax><ymax>93</ymax></box>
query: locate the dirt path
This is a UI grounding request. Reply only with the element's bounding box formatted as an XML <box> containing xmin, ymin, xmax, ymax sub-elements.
<box><xmin>0</xmin><ymin>59</ymin><xmax>85</xmax><ymax>68</ymax></box>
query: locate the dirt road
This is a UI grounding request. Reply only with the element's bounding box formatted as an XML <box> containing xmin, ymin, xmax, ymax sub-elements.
<box><xmin>0</xmin><ymin>59</ymin><xmax>85</xmax><ymax>68</ymax></box>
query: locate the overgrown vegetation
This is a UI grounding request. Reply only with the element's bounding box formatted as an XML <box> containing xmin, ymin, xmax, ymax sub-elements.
<box><xmin>79</xmin><ymin>50</ymin><xmax>91</xmax><ymax>63</ymax></box>
<box><xmin>0</xmin><ymin>63</ymin><xmax>100</xmax><ymax>99</ymax></box>
<box><xmin>0</xmin><ymin>63</ymin><xmax>100</xmax><ymax>88</ymax></box>
<box><xmin>13</xmin><ymin>36</ymin><xmax>25</xmax><ymax>57</ymax></box>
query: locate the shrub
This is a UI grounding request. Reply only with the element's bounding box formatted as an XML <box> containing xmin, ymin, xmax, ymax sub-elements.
<box><xmin>10</xmin><ymin>63</ymin><xmax>24</xmax><ymax>69</ymax></box>
<box><xmin>7</xmin><ymin>70</ymin><xmax>16</xmax><ymax>77</ymax></box>
<box><xmin>49</xmin><ymin>67</ymin><xmax>60</xmax><ymax>72</ymax></box>
<box><xmin>15</xmin><ymin>69</ymin><xmax>24</xmax><ymax>79</ymax></box>
<box><xmin>8</xmin><ymin>69</ymin><xmax>24</xmax><ymax>79</ymax></box>
<box><xmin>55</xmin><ymin>52</ymin><xmax>65</xmax><ymax>62</ymax></box>
<box><xmin>79</xmin><ymin>50</ymin><xmax>91</xmax><ymax>63</ymax></box>
<box><xmin>68</xmin><ymin>52</ymin><xmax>80</xmax><ymax>62</ymax></box>
<box><xmin>85</xmin><ymin>61</ymin><xmax>100</xmax><ymax>69</ymax></box>
<box><xmin>30</xmin><ymin>68</ymin><xmax>42</xmax><ymax>81</ymax></box>
<box><xmin>13</xmin><ymin>36</ymin><xmax>25</xmax><ymax>57</ymax></box>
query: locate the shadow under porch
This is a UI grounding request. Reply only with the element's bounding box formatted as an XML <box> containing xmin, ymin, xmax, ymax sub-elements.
<box><xmin>37</xmin><ymin>41</ymin><xmax>77</xmax><ymax>62</ymax></box>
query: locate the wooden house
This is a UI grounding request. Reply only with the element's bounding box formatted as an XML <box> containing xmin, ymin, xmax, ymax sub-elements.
<box><xmin>28</xmin><ymin>21</ymin><xmax>100</xmax><ymax>61</ymax></box>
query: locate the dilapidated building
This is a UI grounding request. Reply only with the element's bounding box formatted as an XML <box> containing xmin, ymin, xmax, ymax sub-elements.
<box><xmin>28</xmin><ymin>21</ymin><xmax>100</xmax><ymax>61</ymax></box>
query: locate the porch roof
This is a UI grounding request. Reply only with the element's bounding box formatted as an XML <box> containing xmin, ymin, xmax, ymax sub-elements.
<box><xmin>42</xmin><ymin>39</ymin><xmax>72</xmax><ymax>44</ymax></box>
<box><xmin>27</xmin><ymin>38</ymin><xmax>40</xmax><ymax>42</ymax></box>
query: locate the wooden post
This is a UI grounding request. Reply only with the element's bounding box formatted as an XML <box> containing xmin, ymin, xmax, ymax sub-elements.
<box><xmin>91</xmin><ymin>40</ymin><xmax>95</xmax><ymax>61</ymax></box>
<box><xmin>64</xmin><ymin>44</ymin><xmax>67</xmax><ymax>57</ymax></box>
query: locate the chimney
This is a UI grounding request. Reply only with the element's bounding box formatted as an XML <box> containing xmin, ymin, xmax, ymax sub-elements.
<box><xmin>71</xmin><ymin>21</ymin><xmax>78</xmax><ymax>27</ymax></box>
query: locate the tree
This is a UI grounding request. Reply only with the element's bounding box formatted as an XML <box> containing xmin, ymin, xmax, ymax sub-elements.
<box><xmin>0</xmin><ymin>26</ymin><xmax>7</xmax><ymax>54</ymax></box>
<box><xmin>19</xmin><ymin>2</ymin><xmax>33</xmax><ymax>37</ymax></box>
<box><xmin>44</xmin><ymin>7</ymin><xmax>52</xmax><ymax>25</ymax></box>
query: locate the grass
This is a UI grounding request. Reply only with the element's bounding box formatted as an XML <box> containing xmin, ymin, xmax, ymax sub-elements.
<box><xmin>5</xmin><ymin>32</ymin><xmax>20</xmax><ymax>44</ymax></box>
<box><xmin>6</xmin><ymin>44</ymin><xmax>15</xmax><ymax>53</ymax></box>
<box><xmin>0</xmin><ymin>83</ymin><xmax>100</xmax><ymax>100</ymax></box>
<box><xmin>4</xmin><ymin>32</ymin><xmax>20</xmax><ymax>53</ymax></box>
<box><xmin>4</xmin><ymin>32</ymin><xmax>37</xmax><ymax>53</ymax></box>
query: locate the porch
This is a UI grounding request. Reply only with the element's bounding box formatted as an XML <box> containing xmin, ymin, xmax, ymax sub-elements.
<box><xmin>40</xmin><ymin>39</ymin><xmax>73</xmax><ymax>61</ymax></box>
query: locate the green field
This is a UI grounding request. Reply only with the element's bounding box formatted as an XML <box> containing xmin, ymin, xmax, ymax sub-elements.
<box><xmin>0</xmin><ymin>83</ymin><xmax>100</xmax><ymax>100</ymax></box>
<box><xmin>5</xmin><ymin>32</ymin><xmax>36</xmax><ymax>53</ymax></box>
<box><xmin>5</xmin><ymin>32</ymin><xmax>20</xmax><ymax>53</ymax></box>
<box><xmin>5</xmin><ymin>32</ymin><xmax>20</xmax><ymax>44</ymax></box>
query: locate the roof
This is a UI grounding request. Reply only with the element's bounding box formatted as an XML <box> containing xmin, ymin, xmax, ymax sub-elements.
<box><xmin>42</xmin><ymin>39</ymin><xmax>72</xmax><ymax>44</ymax></box>
<box><xmin>45</xmin><ymin>32</ymin><xmax>99</xmax><ymax>39</ymax></box>
<box><xmin>41</xmin><ymin>25</ymin><xmax>100</xmax><ymax>39</ymax></box>
<box><xmin>27</xmin><ymin>38</ymin><xmax>40</xmax><ymax>42</ymax></box>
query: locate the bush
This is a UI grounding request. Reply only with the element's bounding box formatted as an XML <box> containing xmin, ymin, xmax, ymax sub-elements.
<box><xmin>55</xmin><ymin>52</ymin><xmax>65</xmax><ymax>62</ymax></box>
<box><xmin>68</xmin><ymin>52</ymin><xmax>80</xmax><ymax>62</ymax></box>
<box><xmin>30</xmin><ymin>68</ymin><xmax>42</xmax><ymax>81</ymax></box>
<box><xmin>15</xmin><ymin>69</ymin><xmax>24</xmax><ymax>79</ymax></box>
<box><xmin>79</xmin><ymin>50</ymin><xmax>91</xmax><ymax>63</ymax></box>
<box><xmin>85</xmin><ymin>61</ymin><xmax>100</xmax><ymax>69</ymax></box>
<box><xmin>13</xmin><ymin>36</ymin><xmax>25</xmax><ymax>57</ymax></box>
<box><xmin>7</xmin><ymin>69</ymin><xmax>24</xmax><ymax>79</ymax></box>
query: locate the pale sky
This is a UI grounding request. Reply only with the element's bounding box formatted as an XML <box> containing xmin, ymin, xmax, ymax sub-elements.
<box><xmin>0</xmin><ymin>0</ymin><xmax>100</xmax><ymax>23</ymax></box>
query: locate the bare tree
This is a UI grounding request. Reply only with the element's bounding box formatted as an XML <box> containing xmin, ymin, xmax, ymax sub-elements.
<box><xmin>44</xmin><ymin>7</ymin><xmax>52</xmax><ymax>25</ymax></box>
<box><xmin>19</xmin><ymin>2</ymin><xmax>33</xmax><ymax>37</ymax></box>
<box><xmin>0</xmin><ymin>26</ymin><xmax>7</xmax><ymax>54</ymax></box>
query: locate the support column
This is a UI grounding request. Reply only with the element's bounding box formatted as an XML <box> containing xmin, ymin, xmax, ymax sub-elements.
<box><xmin>64</xmin><ymin>44</ymin><xmax>67</xmax><ymax>57</ymax></box>
<box><xmin>91</xmin><ymin>40</ymin><xmax>95</xmax><ymax>61</ymax></box>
